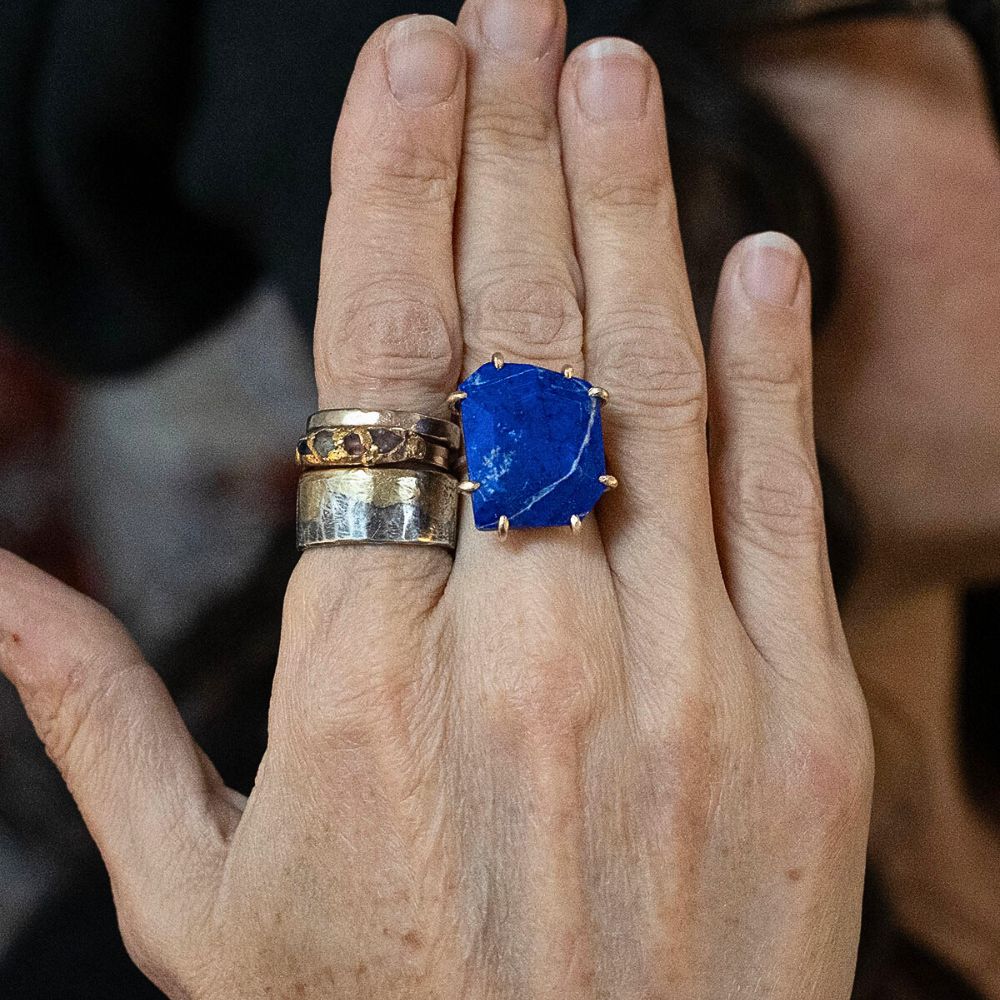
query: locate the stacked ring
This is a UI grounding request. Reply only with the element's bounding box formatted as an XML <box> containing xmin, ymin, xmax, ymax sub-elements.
<box><xmin>296</xmin><ymin>427</ymin><xmax>453</xmax><ymax>470</ymax></box>
<box><xmin>306</xmin><ymin>410</ymin><xmax>461</xmax><ymax>451</ymax></box>
<box><xmin>297</xmin><ymin>467</ymin><xmax>458</xmax><ymax>550</ymax></box>
<box><xmin>296</xmin><ymin>409</ymin><xmax>462</xmax><ymax>551</ymax></box>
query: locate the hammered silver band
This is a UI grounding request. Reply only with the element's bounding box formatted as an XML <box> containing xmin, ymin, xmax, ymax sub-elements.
<box><xmin>297</xmin><ymin>467</ymin><xmax>459</xmax><ymax>551</ymax></box>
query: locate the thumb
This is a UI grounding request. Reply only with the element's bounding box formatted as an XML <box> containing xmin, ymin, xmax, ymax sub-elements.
<box><xmin>0</xmin><ymin>549</ymin><xmax>237</xmax><ymax>916</ymax></box>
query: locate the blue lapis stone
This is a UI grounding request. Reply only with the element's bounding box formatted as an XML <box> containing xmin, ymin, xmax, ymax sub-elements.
<box><xmin>459</xmin><ymin>362</ymin><xmax>607</xmax><ymax>531</ymax></box>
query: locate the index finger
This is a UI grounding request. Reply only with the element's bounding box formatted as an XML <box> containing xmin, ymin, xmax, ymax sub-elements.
<box><xmin>315</xmin><ymin>14</ymin><xmax>467</xmax><ymax>415</ymax></box>
<box><xmin>278</xmin><ymin>15</ymin><xmax>467</xmax><ymax>744</ymax></box>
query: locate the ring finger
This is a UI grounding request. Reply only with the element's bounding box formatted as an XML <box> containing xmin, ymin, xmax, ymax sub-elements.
<box><xmin>559</xmin><ymin>39</ymin><xmax>725</xmax><ymax>621</ymax></box>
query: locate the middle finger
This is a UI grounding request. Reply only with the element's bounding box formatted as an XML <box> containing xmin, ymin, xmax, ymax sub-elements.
<box><xmin>455</xmin><ymin>0</ymin><xmax>584</xmax><ymax>375</ymax></box>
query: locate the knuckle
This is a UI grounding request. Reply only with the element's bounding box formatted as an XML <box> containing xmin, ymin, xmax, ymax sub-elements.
<box><xmin>354</xmin><ymin>141</ymin><xmax>458</xmax><ymax>211</ymax></box>
<box><xmin>782</xmin><ymin>720</ymin><xmax>875</xmax><ymax>837</ymax></box>
<box><xmin>34</xmin><ymin>647</ymin><xmax>131</xmax><ymax>770</ymax></box>
<box><xmin>729</xmin><ymin>445</ymin><xmax>825</xmax><ymax>546</ymax></box>
<box><xmin>596</xmin><ymin>309</ymin><xmax>707</xmax><ymax>429</ymax></box>
<box><xmin>469</xmin><ymin>271</ymin><xmax>583</xmax><ymax>363</ymax></box>
<box><xmin>463</xmin><ymin>98</ymin><xmax>554</xmax><ymax>165</ymax></box>
<box><xmin>631</xmin><ymin>691</ymin><xmax>731</xmax><ymax>835</ymax></box>
<box><xmin>325</xmin><ymin>282</ymin><xmax>458</xmax><ymax>392</ymax></box>
<box><xmin>579</xmin><ymin>168</ymin><xmax>673</xmax><ymax>221</ymax></box>
<box><xmin>720</xmin><ymin>350</ymin><xmax>810</xmax><ymax>410</ymax></box>
<box><xmin>496</xmin><ymin>675</ymin><xmax>594</xmax><ymax>749</ymax></box>
<box><xmin>487</xmin><ymin>646</ymin><xmax>606</xmax><ymax>753</ymax></box>
<box><xmin>312</xmin><ymin>676</ymin><xmax>425</xmax><ymax>758</ymax></box>
<box><xmin>36</xmin><ymin>672</ymin><xmax>91</xmax><ymax>768</ymax></box>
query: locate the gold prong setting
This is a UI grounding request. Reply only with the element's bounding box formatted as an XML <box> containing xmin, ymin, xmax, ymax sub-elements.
<box><xmin>570</xmin><ymin>514</ymin><xmax>583</xmax><ymax>534</ymax></box>
<box><xmin>599</xmin><ymin>474</ymin><xmax>618</xmax><ymax>490</ymax></box>
<box><xmin>447</xmin><ymin>390</ymin><xmax>468</xmax><ymax>414</ymax></box>
<box><xmin>497</xmin><ymin>515</ymin><xmax>510</xmax><ymax>539</ymax></box>
<box><xmin>458</xmin><ymin>480</ymin><xmax>481</xmax><ymax>495</ymax></box>
<box><xmin>588</xmin><ymin>386</ymin><xmax>610</xmax><ymax>404</ymax></box>
<box><xmin>492</xmin><ymin>352</ymin><xmax>505</xmax><ymax>370</ymax></box>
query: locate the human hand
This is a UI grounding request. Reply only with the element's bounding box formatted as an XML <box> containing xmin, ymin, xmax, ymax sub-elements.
<box><xmin>0</xmin><ymin>1</ymin><xmax>873</xmax><ymax>996</ymax></box>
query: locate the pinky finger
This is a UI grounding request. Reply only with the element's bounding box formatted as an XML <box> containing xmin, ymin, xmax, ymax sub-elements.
<box><xmin>0</xmin><ymin>550</ymin><xmax>236</xmax><ymax>914</ymax></box>
<box><xmin>708</xmin><ymin>233</ymin><xmax>845</xmax><ymax>671</ymax></box>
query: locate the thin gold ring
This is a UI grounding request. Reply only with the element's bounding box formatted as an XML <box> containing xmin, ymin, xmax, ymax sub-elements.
<box><xmin>306</xmin><ymin>409</ymin><xmax>461</xmax><ymax>451</ymax></box>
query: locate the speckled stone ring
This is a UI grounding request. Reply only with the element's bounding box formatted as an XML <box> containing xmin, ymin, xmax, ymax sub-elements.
<box><xmin>448</xmin><ymin>353</ymin><xmax>619</xmax><ymax>538</ymax></box>
<box><xmin>307</xmin><ymin>409</ymin><xmax>462</xmax><ymax>451</ymax></box>
<box><xmin>296</xmin><ymin>427</ymin><xmax>453</xmax><ymax>471</ymax></box>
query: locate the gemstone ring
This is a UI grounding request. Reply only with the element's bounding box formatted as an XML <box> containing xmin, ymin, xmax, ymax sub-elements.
<box><xmin>449</xmin><ymin>353</ymin><xmax>618</xmax><ymax>538</ymax></box>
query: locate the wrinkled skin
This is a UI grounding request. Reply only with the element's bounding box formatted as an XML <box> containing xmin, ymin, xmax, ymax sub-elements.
<box><xmin>0</xmin><ymin>1</ymin><xmax>873</xmax><ymax>997</ymax></box>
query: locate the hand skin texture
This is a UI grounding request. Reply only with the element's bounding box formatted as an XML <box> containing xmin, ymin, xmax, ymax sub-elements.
<box><xmin>0</xmin><ymin>1</ymin><xmax>874</xmax><ymax>997</ymax></box>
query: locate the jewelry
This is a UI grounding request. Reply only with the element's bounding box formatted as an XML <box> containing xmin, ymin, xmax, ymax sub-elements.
<box><xmin>296</xmin><ymin>427</ymin><xmax>453</xmax><ymax>470</ymax></box>
<box><xmin>297</xmin><ymin>467</ymin><xmax>458</xmax><ymax>550</ymax></box>
<box><xmin>449</xmin><ymin>353</ymin><xmax>618</xmax><ymax>537</ymax></box>
<box><xmin>307</xmin><ymin>409</ymin><xmax>461</xmax><ymax>452</ymax></box>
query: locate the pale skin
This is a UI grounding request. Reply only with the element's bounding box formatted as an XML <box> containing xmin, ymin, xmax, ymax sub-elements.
<box><xmin>0</xmin><ymin>1</ymin><xmax>875</xmax><ymax>997</ymax></box>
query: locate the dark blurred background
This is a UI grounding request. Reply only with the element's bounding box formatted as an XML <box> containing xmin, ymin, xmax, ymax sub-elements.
<box><xmin>0</xmin><ymin>0</ymin><xmax>998</xmax><ymax>997</ymax></box>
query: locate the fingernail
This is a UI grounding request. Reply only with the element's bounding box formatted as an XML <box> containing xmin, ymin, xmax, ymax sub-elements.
<box><xmin>575</xmin><ymin>38</ymin><xmax>650</xmax><ymax>123</ymax></box>
<box><xmin>740</xmin><ymin>232</ymin><xmax>804</xmax><ymax>307</ymax></box>
<box><xmin>386</xmin><ymin>16</ymin><xmax>463</xmax><ymax>107</ymax></box>
<box><xmin>479</xmin><ymin>0</ymin><xmax>559</xmax><ymax>60</ymax></box>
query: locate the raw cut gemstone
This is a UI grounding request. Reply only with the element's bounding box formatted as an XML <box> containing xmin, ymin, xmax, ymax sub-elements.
<box><xmin>459</xmin><ymin>362</ymin><xmax>607</xmax><ymax>531</ymax></box>
<box><xmin>342</xmin><ymin>432</ymin><xmax>366</xmax><ymax>457</ymax></box>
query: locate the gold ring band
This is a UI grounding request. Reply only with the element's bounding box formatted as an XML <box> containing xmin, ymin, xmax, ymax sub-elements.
<box><xmin>297</xmin><ymin>467</ymin><xmax>458</xmax><ymax>551</ymax></box>
<box><xmin>306</xmin><ymin>409</ymin><xmax>461</xmax><ymax>451</ymax></box>
<box><xmin>296</xmin><ymin>427</ymin><xmax>453</xmax><ymax>470</ymax></box>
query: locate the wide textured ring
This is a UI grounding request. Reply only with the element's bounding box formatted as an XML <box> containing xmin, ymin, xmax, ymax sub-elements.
<box><xmin>307</xmin><ymin>409</ymin><xmax>462</xmax><ymax>452</ymax></box>
<box><xmin>296</xmin><ymin>427</ymin><xmax>453</xmax><ymax>470</ymax></box>
<box><xmin>297</xmin><ymin>467</ymin><xmax>459</xmax><ymax>551</ymax></box>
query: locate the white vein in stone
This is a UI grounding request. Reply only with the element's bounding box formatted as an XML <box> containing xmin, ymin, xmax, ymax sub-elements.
<box><xmin>506</xmin><ymin>399</ymin><xmax>598</xmax><ymax>524</ymax></box>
